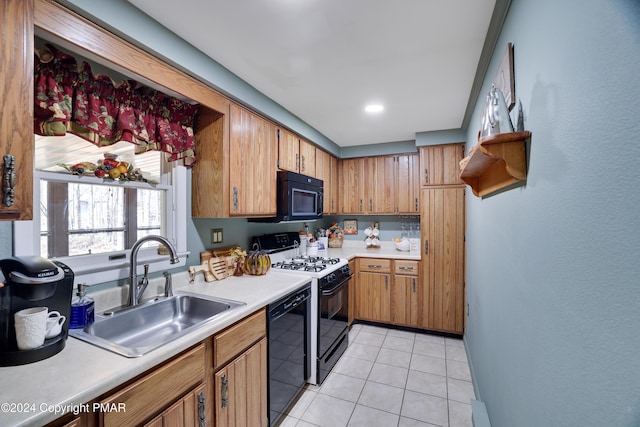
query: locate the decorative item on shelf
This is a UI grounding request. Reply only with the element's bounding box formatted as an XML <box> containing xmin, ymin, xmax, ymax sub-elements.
<box><xmin>328</xmin><ymin>223</ymin><xmax>344</xmax><ymax>248</ymax></box>
<box><xmin>57</xmin><ymin>153</ymin><xmax>157</xmax><ymax>184</ymax></box>
<box><xmin>230</xmin><ymin>247</ymin><xmax>247</xmax><ymax>277</ymax></box>
<box><xmin>460</xmin><ymin>83</ymin><xmax>531</xmax><ymax>198</ymax></box>
<box><xmin>364</xmin><ymin>223</ymin><xmax>380</xmax><ymax>249</ymax></box>
<box><xmin>242</xmin><ymin>243</ymin><xmax>271</xmax><ymax>276</ymax></box>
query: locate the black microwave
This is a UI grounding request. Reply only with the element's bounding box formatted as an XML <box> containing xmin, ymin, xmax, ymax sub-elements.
<box><xmin>276</xmin><ymin>170</ymin><xmax>323</xmax><ymax>222</ymax></box>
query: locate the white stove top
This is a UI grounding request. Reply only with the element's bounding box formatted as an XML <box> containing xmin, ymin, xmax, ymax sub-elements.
<box><xmin>269</xmin><ymin>249</ymin><xmax>348</xmax><ymax>278</ymax></box>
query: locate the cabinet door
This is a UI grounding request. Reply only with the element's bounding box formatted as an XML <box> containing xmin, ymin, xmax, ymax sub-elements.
<box><xmin>0</xmin><ymin>0</ymin><xmax>33</xmax><ymax>220</ymax></box>
<box><xmin>277</xmin><ymin>128</ymin><xmax>299</xmax><ymax>172</ymax></box>
<box><xmin>419</xmin><ymin>144</ymin><xmax>465</xmax><ymax>186</ymax></box>
<box><xmin>144</xmin><ymin>383</ymin><xmax>208</xmax><ymax>427</ymax></box>
<box><xmin>315</xmin><ymin>149</ymin><xmax>332</xmax><ymax>214</ymax></box>
<box><xmin>229</xmin><ymin>104</ymin><xmax>277</xmax><ymax>216</ymax></box>
<box><xmin>340</xmin><ymin>158</ymin><xmax>365</xmax><ymax>213</ymax></box>
<box><xmin>215</xmin><ymin>338</ymin><xmax>268</xmax><ymax>427</ymax></box>
<box><xmin>356</xmin><ymin>271</ymin><xmax>391</xmax><ymax>323</ymax></box>
<box><xmin>420</xmin><ymin>188</ymin><xmax>465</xmax><ymax>334</ymax></box>
<box><xmin>329</xmin><ymin>156</ymin><xmax>339</xmax><ymax>214</ymax></box>
<box><xmin>299</xmin><ymin>139</ymin><xmax>316</xmax><ymax>177</ymax></box>
<box><xmin>396</xmin><ymin>154</ymin><xmax>420</xmax><ymax>213</ymax></box>
<box><xmin>369</xmin><ymin>156</ymin><xmax>395</xmax><ymax>214</ymax></box>
<box><xmin>391</xmin><ymin>275</ymin><xmax>419</xmax><ymax>327</ymax></box>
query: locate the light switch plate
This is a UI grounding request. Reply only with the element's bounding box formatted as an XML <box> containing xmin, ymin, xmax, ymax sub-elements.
<box><xmin>211</xmin><ymin>228</ymin><xmax>223</xmax><ymax>244</ymax></box>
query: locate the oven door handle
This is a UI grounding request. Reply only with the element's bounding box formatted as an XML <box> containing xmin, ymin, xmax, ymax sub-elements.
<box><xmin>321</xmin><ymin>274</ymin><xmax>352</xmax><ymax>296</ymax></box>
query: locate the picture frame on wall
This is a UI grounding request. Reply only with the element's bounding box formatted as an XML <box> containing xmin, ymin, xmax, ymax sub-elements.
<box><xmin>343</xmin><ymin>219</ymin><xmax>358</xmax><ymax>235</ymax></box>
<box><xmin>494</xmin><ymin>42</ymin><xmax>515</xmax><ymax>111</ymax></box>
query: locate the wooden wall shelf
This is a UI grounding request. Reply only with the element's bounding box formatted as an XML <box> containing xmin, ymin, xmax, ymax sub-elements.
<box><xmin>459</xmin><ymin>131</ymin><xmax>531</xmax><ymax>197</ymax></box>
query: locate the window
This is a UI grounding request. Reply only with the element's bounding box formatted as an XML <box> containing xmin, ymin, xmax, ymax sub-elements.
<box><xmin>14</xmin><ymin>136</ymin><xmax>187</xmax><ymax>284</ymax></box>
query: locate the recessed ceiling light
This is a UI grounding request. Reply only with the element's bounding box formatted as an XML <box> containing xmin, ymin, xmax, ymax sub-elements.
<box><xmin>365</xmin><ymin>104</ymin><xmax>384</xmax><ymax>113</ymax></box>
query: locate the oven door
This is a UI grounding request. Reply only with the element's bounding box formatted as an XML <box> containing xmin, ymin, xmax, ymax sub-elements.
<box><xmin>317</xmin><ymin>274</ymin><xmax>351</xmax><ymax>383</ymax></box>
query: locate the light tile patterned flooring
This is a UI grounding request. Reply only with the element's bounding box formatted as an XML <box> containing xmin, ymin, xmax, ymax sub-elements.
<box><xmin>277</xmin><ymin>323</ymin><xmax>475</xmax><ymax>427</ymax></box>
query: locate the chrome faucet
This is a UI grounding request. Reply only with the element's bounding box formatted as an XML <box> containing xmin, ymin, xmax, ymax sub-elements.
<box><xmin>127</xmin><ymin>235</ymin><xmax>180</xmax><ymax>307</ymax></box>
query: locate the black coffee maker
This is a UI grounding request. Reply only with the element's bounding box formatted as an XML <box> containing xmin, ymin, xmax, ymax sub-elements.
<box><xmin>0</xmin><ymin>256</ymin><xmax>74</xmax><ymax>366</ymax></box>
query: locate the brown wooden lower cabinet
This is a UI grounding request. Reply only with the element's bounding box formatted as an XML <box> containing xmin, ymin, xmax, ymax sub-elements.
<box><xmin>47</xmin><ymin>309</ymin><xmax>268</xmax><ymax>427</ymax></box>
<box><xmin>144</xmin><ymin>383</ymin><xmax>207</xmax><ymax>427</ymax></box>
<box><xmin>99</xmin><ymin>344</ymin><xmax>206</xmax><ymax>427</ymax></box>
<box><xmin>391</xmin><ymin>260</ymin><xmax>420</xmax><ymax>327</ymax></box>
<box><xmin>214</xmin><ymin>338</ymin><xmax>267</xmax><ymax>427</ymax></box>
<box><xmin>355</xmin><ymin>258</ymin><xmax>392</xmax><ymax>323</ymax></box>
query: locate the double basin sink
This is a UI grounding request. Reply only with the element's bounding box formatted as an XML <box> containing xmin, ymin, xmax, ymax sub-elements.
<box><xmin>69</xmin><ymin>293</ymin><xmax>245</xmax><ymax>357</ymax></box>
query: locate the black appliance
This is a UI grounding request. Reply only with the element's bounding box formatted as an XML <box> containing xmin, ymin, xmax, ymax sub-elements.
<box><xmin>251</xmin><ymin>171</ymin><xmax>323</xmax><ymax>223</ymax></box>
<box><xmin>267</xmin><ymin>282</ymin><xmax>311</xmax><ymax>427</ymax></box>
<box><xmin>0</xmin><ymin>256</ymin><xmax>74</xmax><ymax>366</ymax></box>
<box><xmin>317</xmin><ymin>264</ymin><xmax>351</xmax><ymax>384</ymax></box>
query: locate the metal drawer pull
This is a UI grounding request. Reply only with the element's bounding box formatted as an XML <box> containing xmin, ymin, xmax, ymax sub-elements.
<box><xmin>3</xmin><ymin>155</ymin><xmax>16</xmax><ymax>207</ymax></box>
<box><xmin>398</xmin><ymin>266</ymin><xmax>414</xmax><ymax>271</ymax></box>
<box><xmin>368</xmin><ymin>265</ymin><xmax>382</xmax><ymax>269</ymax></box>
<box><xmin>198</xmin><ymin>391</ymin><xmax>206</xmax><ymax>427</ymax></box>
<box><xmin>221</xmin><ymin>375</ymin><xmax>229</xmax><ymax>408</ymax></box>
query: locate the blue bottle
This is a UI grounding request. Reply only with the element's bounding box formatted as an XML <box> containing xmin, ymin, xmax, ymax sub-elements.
<box><xmin>69</xmin><ymin>283</ymin><xmax>95</xmax><ymax>329</ymax></box>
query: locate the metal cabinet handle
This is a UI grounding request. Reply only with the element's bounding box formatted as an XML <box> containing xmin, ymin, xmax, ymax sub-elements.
<box><xmin>369</xmin><ymin>199</ymin><xmax>373</xmax><ymax>211</ymax></box>
<box><xmin>385</xmin><ymin>276</ymin><xmax>388</xmax><ymax>290</ymax></box>
<box><xmin>412</xmin><ymin>278</ymin><xmax>416</xmax><ymax>293</ymax></box>
<box><xmin>221</xmin><ymin>374</ymin><xmax>229</xmax><ymax>408</ymax></box>
<box><xmin>296</xmin><ymin>153</ymin><xmax>300</xmax><ymax>170</ymax></box>
<box><xmin>3</xmin><ymin>155</ymin><xmax>16</xmax><ymax>207</ymax></box>
<box><xmin>301</xmin><ymin>155</ymin><xmax>305</xmax><ymax>172</ymax></box>
<box><xmin>359</xmin><ymin>199</ymin><xmax>363</xmax><ymax>211</ymax></box>
<box><xmin>424</xmin><ymin>168</ymin><xmax>429</xmax><ymax>184</ymax></box>
<box><xmin>232</xmin><ymin>187</ymin><xmax>239</xmax><ymax>211</ymax></box>
<box><xmin>424</xmin><ymin>240</ymin><xmax>429</xmax><ymax>255</ymax></box>
<box><xmin>198</xmin><ymin>391</ymin><xmax>206</xmax><ymax>427</ymax></box>
<box><xmin>415</xmin><ymin>197</ymin><xmax>418</xmax><ymax>212</ymax></box>
<box><xmin>368</xmin><ymin>265</ymin><xmax>382</xmax><ymax>269</ymax></box>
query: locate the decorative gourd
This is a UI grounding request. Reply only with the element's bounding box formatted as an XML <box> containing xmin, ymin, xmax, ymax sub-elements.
<box><xmin>242</xmin><ymin>244</ymin><xmax>271</xmax><ymax>276</ymax></box>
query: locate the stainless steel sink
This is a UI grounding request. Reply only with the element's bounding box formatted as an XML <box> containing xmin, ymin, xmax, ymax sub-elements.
<box><xmin>69</xmin><ymin>293</ymin><xmax>245</xmax><ymax>357</ymax></box>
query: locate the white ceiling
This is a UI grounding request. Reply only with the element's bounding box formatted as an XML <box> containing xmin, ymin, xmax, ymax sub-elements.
<box><xmin>126</xmin><ymin>0</ymin><xmax>496</xmax><ymax>147</ymax></box>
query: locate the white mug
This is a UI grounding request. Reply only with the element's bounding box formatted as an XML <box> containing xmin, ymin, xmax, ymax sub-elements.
<box><xmin>45</xmin><ymin>311</ymin><xmax>66</xmax><ymax>339</ymax></box>
<box><xmin>14</xmin><ymin>307</ymin><xmax>48</xmax><ymax>350</ymax></box>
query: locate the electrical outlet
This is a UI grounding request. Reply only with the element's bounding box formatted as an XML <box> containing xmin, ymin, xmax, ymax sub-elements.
<box><xmin>210</xmin><ymin>228</ymin><xmax>223</xmax><ymax>244</ymax></box>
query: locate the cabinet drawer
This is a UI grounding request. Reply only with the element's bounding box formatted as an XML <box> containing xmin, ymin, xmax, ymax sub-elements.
<box><xmin>214</xmin><ymin>308</ymin><xmax>266</xmax><ymax>370</ymax></box>
<box><xmin>357</xmin><ymin>258</ymin><xmax>391</xmax><ymax>273</ymax></box>
<box><xmin>100</xmin><ymin>343</ymin><xmax>205</xmax><ymax>426</ymax></box>
<box><xmin>394</xmin><ymin>260</ymin><xmax>419</xmax><ymax>276</ymax></box>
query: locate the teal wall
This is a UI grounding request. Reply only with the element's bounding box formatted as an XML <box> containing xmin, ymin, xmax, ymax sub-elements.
<box><xmin>464</xmin><ymin>0</ymin><xmax>640</xmax><ymax>426</ymax></box>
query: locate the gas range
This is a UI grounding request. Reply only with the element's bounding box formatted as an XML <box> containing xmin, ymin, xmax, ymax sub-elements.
<box><xmin>272</xmin><ymin>255</ymin><xmax>341</xmax><ymax>272</ymax></box>
<box><xmin>254</xmin><ymin>232</ymin><xmax>349</xmax><ymax>278</ymax></box>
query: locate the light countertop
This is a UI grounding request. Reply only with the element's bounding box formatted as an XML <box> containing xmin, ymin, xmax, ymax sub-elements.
<box><xmin>0</xmin><ymin>241</ymin><xmax>418</xmax><ymax>426</ymax></box>
<box><xmin>0</xmin><ymin>271</ymin><xmax>310</xmax><ymax>427</ymax></box>
<box><xmin>327</xmin><ymin>240</ymin><xmax>422</xmax><ymax>261</ymax></box>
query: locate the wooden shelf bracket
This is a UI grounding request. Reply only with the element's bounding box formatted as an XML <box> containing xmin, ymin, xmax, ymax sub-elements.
<box><xmin>459</xmin><ymin>131</ymin><xmax>531</xmax><ymax>197</ymax></box>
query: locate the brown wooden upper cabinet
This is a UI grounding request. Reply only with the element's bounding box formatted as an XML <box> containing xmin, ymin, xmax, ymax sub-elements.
<box><xmin>315</xmin><ymin>149</ymin><xmax>339</xmax><ymax>214</ymax></box>
<box><xmin>339</xmin><ymin>154</ymin><xmax>419</xmax><ymax>215</ymax></box>
<box><xmin>419</xmin><ymin>143</ymin><xmax>465</xmax><ymax>186</ymax></box>
<box><xmin>228</xmin><ymin>104</ymin><xmax>278</xmax><ymax>216</ymax></box>
<box><xmin>0</xmin><ymin>0</ymin><xmax>34</xmax><ymax>221</ymax></box>
<box><xmin>276</xmin><ymin>128</ymin><xmax>316</xmax><ymax>177</ymax></box>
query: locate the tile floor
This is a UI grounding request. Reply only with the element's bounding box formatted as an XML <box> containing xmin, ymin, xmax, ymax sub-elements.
<box><xmin>277</xmin><ymin>323</ymin><xmax>475</xmax><ymax>427</ymax></box>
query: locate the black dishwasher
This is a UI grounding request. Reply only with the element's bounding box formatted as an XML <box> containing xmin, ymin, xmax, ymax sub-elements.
<box><xmin>267</xmin><ymin>282</ymin><xmax>311</xmax><ymax>427</ymax></box>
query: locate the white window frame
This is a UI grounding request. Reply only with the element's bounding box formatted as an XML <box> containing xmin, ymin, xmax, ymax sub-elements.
<box><xmin>14</xmin><ymin>161</ymin><xmax>189</xmax><ymax>285</ymax></box>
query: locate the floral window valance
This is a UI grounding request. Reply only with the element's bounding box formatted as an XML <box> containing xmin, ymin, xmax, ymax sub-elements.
<box><xmin>34</xmin><ymin>44</ymin><xmax>199</xmax><ymax>166</ymax></box>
